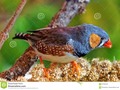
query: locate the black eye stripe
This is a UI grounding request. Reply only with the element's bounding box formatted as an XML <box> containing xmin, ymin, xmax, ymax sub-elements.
<box><xmin>98</xmin><ymin>40</ymin><xmax>102</xmax><ymax>46</ymax></box>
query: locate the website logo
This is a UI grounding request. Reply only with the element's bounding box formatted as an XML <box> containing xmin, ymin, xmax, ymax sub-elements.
<box><xmin>0</xmin><ymin>81</ymin><xmax>7</xmax><ymax>89</ymax></box>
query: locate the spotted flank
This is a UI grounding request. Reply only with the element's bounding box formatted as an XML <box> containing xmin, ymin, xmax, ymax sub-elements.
<box><xmin>34</xmin><ymin>40</ymin><xmax>74</xmax><ymax>56</ymax></box>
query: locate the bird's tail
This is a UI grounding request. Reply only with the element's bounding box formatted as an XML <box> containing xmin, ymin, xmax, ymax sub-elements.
<box><xmin>13</xmin><ymin>33</ymin><xmax>30</xmax><ymax>40</ymax></box>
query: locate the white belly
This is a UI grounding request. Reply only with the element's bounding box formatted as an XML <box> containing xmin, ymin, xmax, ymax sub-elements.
<box><xmin>42</xmin><ymin>53</ymin><xmax>78</xmax><ymax>63</ymax></box>
<box><xmin>34</xmin><ymin>48</ymin><xmax>78</xmax><ymax>63</ymax></box>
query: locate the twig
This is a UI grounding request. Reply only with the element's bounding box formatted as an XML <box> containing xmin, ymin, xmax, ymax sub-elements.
<box><xmin>0</xmin><ymin>0</ymin><xmax>26</xmax><ymax>49</ymax></box>
<box><xmin>0</xmin><ymin>0</ymin><xmax>90</xmax><ymax>80</ymax></box>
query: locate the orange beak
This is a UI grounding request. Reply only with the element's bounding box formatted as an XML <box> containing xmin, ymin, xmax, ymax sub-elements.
<box><xmin>103</xmin><ymin>39</ymin><xmax>112</xmax><ymax>48</ymax></box>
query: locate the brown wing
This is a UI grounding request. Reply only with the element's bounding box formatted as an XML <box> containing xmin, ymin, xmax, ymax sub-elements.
<box><xmin>28</xmin><ymin>27</ymin><xmax>74</xmax><ymax>56</ymax></box>
<box><xmin>28</xmin><ymin>27</ymin><xmax>71</xmax><ymax>45</ymax></box>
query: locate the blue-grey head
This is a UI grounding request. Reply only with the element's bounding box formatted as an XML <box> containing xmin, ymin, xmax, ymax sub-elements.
<box><xmin>71</xmin><ymin>24</ymin><xmax>112</xmax><ymax>57</ymax></box>
<box><xmin>83</xmin><ymin>24</ymin><xmax>112</xmax><ymax>48</ymax></box>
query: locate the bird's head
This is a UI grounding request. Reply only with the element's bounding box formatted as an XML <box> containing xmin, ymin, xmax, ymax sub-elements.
<box><xmin>82</xmin><ymin>24</ymin><xmax>112</xmax><ymax>49</ymax></box>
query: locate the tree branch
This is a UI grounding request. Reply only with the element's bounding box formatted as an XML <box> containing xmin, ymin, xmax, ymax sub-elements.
<box><xmin>28</xmin><ymin>58</ymin><xmax>120</xmax><ymax>82</ymax></box>
<box><xmin>0</xmin><ymin>0</ymin><xmax>26</xmax><ymax>49</ymax></box>
<box><xmin>49</xmin><ymin>0</ymin><xmax>90</xmax><ymax>28</ymax></box>
<box><xmin>0</xmin><ymin>0</ymin><xmax>90</xmax><ymax>80</ymax></box>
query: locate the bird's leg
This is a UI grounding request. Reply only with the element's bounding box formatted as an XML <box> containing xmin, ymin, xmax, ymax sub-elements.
<box><xmin>38</xmin><ymin>56</ymin><xmax>50</xmax><ymax>78</ymax></box>
<box><xmin>43</xmin><ymin>68</ymin><xmax>50</xmax><ymax>78</ymax></box>
<box><xmin>71</xmin><ymin>61</ymin><xmax>80</xmax><ymax>74</ymax></box>
<box><xmin>39</xmin><ymin>56</ymin><xmax>43</xmax><ymax>64</ymax></box>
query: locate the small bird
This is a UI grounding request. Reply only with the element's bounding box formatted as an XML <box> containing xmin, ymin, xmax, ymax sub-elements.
<box><xmin>13</xmin><ymin>24</ymin><xmax>112</xmax><ymax>76</ymax></box>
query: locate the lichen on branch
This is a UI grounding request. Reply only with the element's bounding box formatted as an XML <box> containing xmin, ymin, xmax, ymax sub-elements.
<box><xmin>0</xmin><ymin>58</ymin><xmax>120</xmax><ymax>82</ymax></box>
<box><xmin>27</xmin><ymin>58</ymin><xmax>120</xmax><ymax>82</ymax></box>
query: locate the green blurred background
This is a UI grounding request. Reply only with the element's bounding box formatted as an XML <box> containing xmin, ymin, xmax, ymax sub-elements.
<box><xmin>0</xmin><ymin>0</ymin><xmax>120</xmax><ymax>72</ymax></box>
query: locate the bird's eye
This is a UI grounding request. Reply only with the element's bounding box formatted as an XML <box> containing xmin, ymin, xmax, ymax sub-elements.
<box><xmin>101</xmin><ymin>38</ymin><xmax>104</xmax><ymax>40</ymax></box>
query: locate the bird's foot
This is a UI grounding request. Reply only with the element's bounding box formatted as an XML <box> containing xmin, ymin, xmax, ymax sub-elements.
<box><xmin>71</xmin><ymin>61</ymin><xmax>80</xmax><ymax>75</ymax></box>
<box><xmin>39</xmin><ymin>56</ymin><xmax>50</xmax><ymax>78</ymax></box>
<box><xmin>43</xmin><ymin>68</ymin><xmax>50</xmax><ymax>78</ymax></box>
